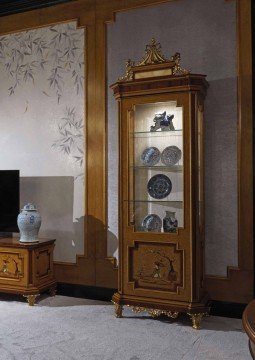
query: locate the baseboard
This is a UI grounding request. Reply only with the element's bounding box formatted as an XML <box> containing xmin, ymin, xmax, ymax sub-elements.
<box><xmin>210</xmin><ymin>301</ymin><xmax>247</xmax><ymax>319</ymax></box>
<box><xmin>57</xmin><ymin>283</ymin><xmax>247</xmax><ymax>319</ymax></box>
<box><xmin>57</xmin><ymin>283</ymin><xmax>116</xmax><ymax>302</ymax></box>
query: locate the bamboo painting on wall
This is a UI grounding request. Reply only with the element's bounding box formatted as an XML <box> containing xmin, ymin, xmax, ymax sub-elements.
<box><xmin>0</xmin><ymin>22</ymin><xmax>85</xmax><ymax>262</ymax></box>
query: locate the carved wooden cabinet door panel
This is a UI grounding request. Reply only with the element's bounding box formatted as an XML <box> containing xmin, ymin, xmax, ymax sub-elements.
<box><xmin>127</xmin><ymin>241</ymin><xmax>184</xmax><ymax>296</ymax></box>
<box><xmin>0</xmin><ymin>248</ymin><xmax>28</xmax><ymax>286</ymax></box>
<box><xmin>33</xmin><ymin>245</ymin><xmax>54</xmax><ymax>286</ymax></box>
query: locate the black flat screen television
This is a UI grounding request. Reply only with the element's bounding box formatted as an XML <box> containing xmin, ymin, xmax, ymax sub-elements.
<box><xmin>0</xmin><ymin>170</ymin><xmax>20</xmax><ymax>233</ymax></box>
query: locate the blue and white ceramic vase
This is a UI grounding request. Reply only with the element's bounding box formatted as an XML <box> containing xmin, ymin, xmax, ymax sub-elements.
<box><xmin>17</xmin><ymin>203</ymin><xmax>41</xmax><ymax>242</ymax></box>
<box><xmin>163</xmin><ymin>211</ymin><xmax>178</xmax><ymax>233</ymax></box>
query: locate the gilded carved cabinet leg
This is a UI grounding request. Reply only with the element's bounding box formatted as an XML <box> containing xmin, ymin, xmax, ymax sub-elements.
<box><xmin>114</xmin><ymin>303</ymin><xmax>123</xmax><ymax>318</ymax></box>
<box><xmin>188</xmin><ymin>313</ymin><xmax>206</xmax><ymax>330</ymax></box>
<box><xmin>23</xmin><ymin>294</ymin><xmax>39</xmax><ymax>306</ymax></box>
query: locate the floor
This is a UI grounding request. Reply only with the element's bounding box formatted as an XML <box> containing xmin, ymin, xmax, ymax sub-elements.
<box><xmin>0</xmin><ymin>295</ymin><xmax>251</xmax><ymax>360</ymax></box>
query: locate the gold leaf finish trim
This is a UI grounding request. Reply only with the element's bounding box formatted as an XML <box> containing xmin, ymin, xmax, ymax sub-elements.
<box><xmin>137</xmin><ymin>38</ymin><xmax>166</xmax><ymax>66</ymax></box>
<box><xmin>127</xmin><ymin>305</ymin><xmax>179</xmax><ymax>319</ymax></box>
<box><xmin>112</xmin><ymin>300</ymin><xmax>123</xmax><ymax>318</ymax></box>
<box><xmin>119</xmin><ymin>59</ymin><xmax>135</xmax><ymax>81</ymax></box>
<box><xmin>171</xmin><ymin>52</ymin><xmax>189</xmax><ymax>76</ymax></box>
<box><xmin>23</xmin><ymin>294</ymin><xmax>39</xmax><ymax>306</ymax></box>
<box><xmin>119</xmin><ymin>38</ymin><xmax>189</xmax><ymax>82</ymax></box>
<box><xmin>187</xmin><ymin>312</ymin><xmax>208</xmax><ymax>330</ymax></box>
<box><xmin>112</xmin><ymin>300</ymin><xmax>209</xmax><ymax>329</ymax></box>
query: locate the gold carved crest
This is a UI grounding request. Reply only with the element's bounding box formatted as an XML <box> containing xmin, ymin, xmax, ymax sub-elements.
<box><xmin>119</xmin><ymin>38</ymin><xmax>189</xmax><ymax>81</ymax></box>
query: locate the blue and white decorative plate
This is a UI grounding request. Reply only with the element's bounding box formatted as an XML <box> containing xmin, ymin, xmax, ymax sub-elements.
<box><xmin>142</xmin><ymin>214</ymin><xmax>162</xmax><ymax>232</ymax></box>
<box><xmin>141</xmin><ymin>147</ymin><xmax>160</xmax><ymax>166</ymax></box>
<box><xmin>147</xmin><ymin>174</ymin><xmax>172</xmax><ymax>199</ymax></box>
<box><xmin>161</xmin><ymin>146</ymin><xmax>182</xmax><ymax>166</ymax></box>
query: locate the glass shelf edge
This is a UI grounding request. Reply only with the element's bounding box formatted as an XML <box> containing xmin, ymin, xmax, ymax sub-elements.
<box><xmin>132</xmin><ymin>129</ymin><xmax>182</xmax><ymax>135</ymax></box>
<box><xmin>132</xmin><ymin>165</ymin><xmax>183</xmax><ymax>171</ymax></box>
<box><xmin>124</xmin><ymin>200</ymin><xmax>183</xmax><ymax>203</ymax></box>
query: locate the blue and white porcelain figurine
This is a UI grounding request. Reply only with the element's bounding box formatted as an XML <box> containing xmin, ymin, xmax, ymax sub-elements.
<box><xmin>163</xmin><ymin>211</ymin><xmax>178</xmax><ymax>233</ymax></box>
<box><xmin>17</xmin><ymin>203</ymin><xmax>41</xmax><ymax>242</ymax></box>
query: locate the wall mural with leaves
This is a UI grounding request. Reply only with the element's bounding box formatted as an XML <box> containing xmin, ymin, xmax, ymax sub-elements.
<box><xmin>0</xmin><ymin>22</ymin><xmax>85</xmax><ymax>262</ymax></box>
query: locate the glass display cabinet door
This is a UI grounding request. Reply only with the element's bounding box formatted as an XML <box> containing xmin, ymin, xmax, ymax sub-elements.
<box><xmin>129</xmin><ymin>100</ymin><xmax>183</xmax><ymax>233</ymax></box>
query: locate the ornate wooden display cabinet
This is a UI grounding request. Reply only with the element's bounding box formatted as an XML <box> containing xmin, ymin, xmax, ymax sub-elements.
<box><xmin>111</xmin><ymin>40</ymin><xmax>210</xmax><ymax>329</ymax></box>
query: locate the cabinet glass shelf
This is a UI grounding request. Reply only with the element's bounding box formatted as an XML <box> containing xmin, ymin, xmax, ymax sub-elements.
<box><xmin>124</xmin><ymin>200</ymin><xmax>183</xmax><ymax>204</ymax></box>
<box><xmin>133</xmin><ymin>129</ymin><xmax>182</xmax><ymax>138</ymax></box>
<box><xmin>132</xmin><ymin>165</ymin><xmax>183</xmax><ymax>172</ymax></box>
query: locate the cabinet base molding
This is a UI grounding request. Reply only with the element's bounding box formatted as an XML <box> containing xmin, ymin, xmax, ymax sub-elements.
<box><xmin>112</xmin><ymin>293</ymin><xmax>210</xmax><ymax>329</ymax></box>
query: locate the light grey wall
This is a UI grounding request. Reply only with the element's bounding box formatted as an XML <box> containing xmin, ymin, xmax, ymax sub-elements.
<box><xmin>107</xmin><ymin>0</ymin><xmax>237</xmax><ymax>276</ymax></box>
<box><xmin>20</xmin><ymin>177</ymin><xmax>84</xmax><ymax>261</ymax></box>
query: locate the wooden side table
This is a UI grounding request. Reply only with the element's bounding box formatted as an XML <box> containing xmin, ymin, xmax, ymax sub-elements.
<box><xmin>243</xmin><ymin>300</ymin><xmax>255</xmax><ymax>359</ymax></box>
<box><xmin>0</xmin><ymin>237</ymin><xmax>56</xmax><ymax>306</ymax></box>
